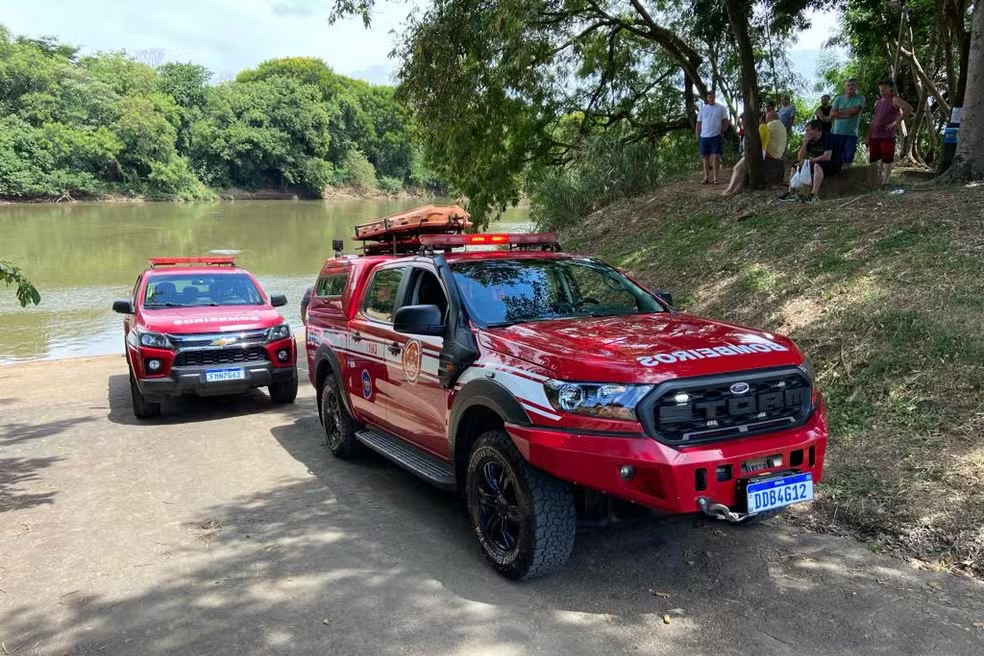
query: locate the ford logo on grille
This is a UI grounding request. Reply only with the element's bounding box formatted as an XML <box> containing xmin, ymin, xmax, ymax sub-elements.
<box><xmin>730</xmin><ymin>382</ymin><xmax>750</xmax><ymax>395</ymax></box>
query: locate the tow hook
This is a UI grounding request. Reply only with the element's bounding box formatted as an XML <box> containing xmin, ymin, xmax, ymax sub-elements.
<box><xmin>697</xmin><ymin>497</ymin><xmax>750</xmax><ymax>523</ymax></box>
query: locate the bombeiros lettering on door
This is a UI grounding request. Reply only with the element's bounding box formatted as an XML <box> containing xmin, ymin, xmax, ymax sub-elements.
<box><xmin>636</xmin><ymin>341</ymin><xmax>789</xmax><ymax>367</ymax></box>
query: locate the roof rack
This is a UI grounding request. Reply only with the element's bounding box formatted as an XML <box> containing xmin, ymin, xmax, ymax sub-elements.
<box><xmin>148</xmin><ymin>256</ymin><xmax>238</xmax><ymax>268</ymax></box>
<box><xmin>355</xmin><ymin>204</ymin><xmax>472</xmax><ymax>255</ymax></box>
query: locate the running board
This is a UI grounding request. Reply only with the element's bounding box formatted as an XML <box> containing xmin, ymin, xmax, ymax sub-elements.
<box><xmin>355</xmin><ymin>429</ymin><xmax>457</xmax><ymax>490</ymax></box>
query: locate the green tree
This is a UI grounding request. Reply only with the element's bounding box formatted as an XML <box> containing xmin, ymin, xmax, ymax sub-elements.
<box><xmin>188</xmin><ymin>75</ymin><xmax>334</xmax><ymax>195</ymax></box>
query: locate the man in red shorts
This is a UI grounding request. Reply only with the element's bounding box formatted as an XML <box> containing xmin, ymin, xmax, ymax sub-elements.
<box><xmin>868</xmin><ymin>78</ymin><xmax>913</xmax><ymax>186</ymax></box>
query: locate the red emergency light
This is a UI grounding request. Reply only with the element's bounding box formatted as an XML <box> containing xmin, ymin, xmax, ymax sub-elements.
<box><xmin>148</xmin><ymin>256</ymin><xmax>238</xmax><ymax>267</ymax></box>
<box><xmin>417</xmin><ymin>233</ymin><xmax>559</xmax><ymax>249</ymax></box>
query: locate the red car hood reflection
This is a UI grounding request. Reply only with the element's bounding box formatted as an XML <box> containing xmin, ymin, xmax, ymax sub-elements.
<box><xmin>141</xmin><ymin>306</ymin><xmax>284</xmax><ymax>334</ymax></box>
<box><xmin>478</xmin><ymin>313</ymin><xmax>803</xmax><ymax>383</ymax></box>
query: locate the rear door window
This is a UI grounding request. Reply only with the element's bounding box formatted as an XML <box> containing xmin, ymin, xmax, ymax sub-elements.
<box><xmin>316</xmin><ymin>271</ymin><xmax>349</xmax><ymax>298</ymax></box>
<box><xmin>364</xmin><ymin>267</ymin><xmax>407</xmax><ymax>323</ymax></box>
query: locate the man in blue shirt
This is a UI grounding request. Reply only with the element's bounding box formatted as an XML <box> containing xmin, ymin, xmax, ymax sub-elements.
<box><xmin>778</xmin><ymin>95</ymin><xmax>796</xmax><ymax>136</ymax></box>
<box><xmin>829</xmin><ymin>79</ymin><xmax>866</xmax><ymax>165</ymax></box>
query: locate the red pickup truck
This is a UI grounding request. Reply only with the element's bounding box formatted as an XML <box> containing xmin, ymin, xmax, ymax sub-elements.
<box><xmin>304</xmin><ymin>218</ymin><xmax>827</xmax><ymax>580</ymax></box>
<box><xmin>113</xmin><ymin>256</ymin><xmax>298</xmax><ymax>418</ymax></box>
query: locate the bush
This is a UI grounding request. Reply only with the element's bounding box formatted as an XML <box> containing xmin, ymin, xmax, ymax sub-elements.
<box><xmin>339</xmin><ymin>148</ymin><xmax>378</xmax><ymax>191</ymax></box>
<box><xmin>528</xmin><ymin>132</ymin><xmax>698</xmax><ymax>231</ymax></box>
<box><xmin>378</xmin><ymin>175</ymin><xmax>403</xmax><ymax>194</ymax></box>
<box><xmin>300</xmin><ymin>158</ymin><xmax>334</xmax><ymax>196</ymax></box>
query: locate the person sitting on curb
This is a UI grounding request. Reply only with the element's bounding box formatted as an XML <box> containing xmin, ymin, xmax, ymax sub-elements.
<box><xmin>778</xmin><ymin>119</ymin><xmax>842</xmax><ymax>204</ymax></box>
<box><xmin>722</xmin><ymin>109</ymin><xmax>787</xmax><ymax>196</ymax></box>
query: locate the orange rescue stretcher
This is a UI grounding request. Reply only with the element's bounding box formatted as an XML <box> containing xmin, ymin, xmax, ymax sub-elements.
<box><xmin>355</xmin><ymin>204</ymin><xmax>472</xmax><ymax>255</ymax></box>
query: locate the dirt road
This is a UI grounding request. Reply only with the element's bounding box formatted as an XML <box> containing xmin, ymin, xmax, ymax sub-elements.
<box><xmin>1</xmin><ymin>355</ymin><xmax>982</xmax><ymax>655</ymax></box>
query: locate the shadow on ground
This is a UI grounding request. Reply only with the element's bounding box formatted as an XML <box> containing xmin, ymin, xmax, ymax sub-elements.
<box><xmin>1</xmin><ymin>396</ymin><xmax>981</xmax><ymax>655</ymax></box>
<box><xmin>1</xmin><ymin>417</ymin><xmax>96</xmax><ymax>446</ymax></box>
<box><xmin>106</xmin><ymin>374</ymin><xmax>304</xmax><ymax>427</ymax></box>
<box><xmin>0</xmin><ymin>456</ymin><xmax>62</xmax><ymax>512</ymax></box>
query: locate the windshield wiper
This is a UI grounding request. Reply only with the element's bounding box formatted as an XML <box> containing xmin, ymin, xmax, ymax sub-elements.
<box><xmin>144</xmin><ymin>302</ymin><xmax>187</xmax><ymax>308</ymax></box>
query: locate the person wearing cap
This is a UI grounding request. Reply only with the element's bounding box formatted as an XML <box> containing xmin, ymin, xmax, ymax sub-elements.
<box><xmin>868</xmin><ymin>77</ymin><xmax>913</xmax><ymax>186</ymax></box>
<box><xmin>829</xmin><ymin>79</ymin><xmax>866</xmax><ymax>165</ymax></box>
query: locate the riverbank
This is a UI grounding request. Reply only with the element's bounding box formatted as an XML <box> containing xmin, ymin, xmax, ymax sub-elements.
<box><xmin>560</xmin><ymin>176</ymin><xmax>984</xmax><ymax>576</ymax></box>
<box><xmin>0</xmin><ymin>185</ymin><xmax>444</xmax><ymax>205</ymax></box>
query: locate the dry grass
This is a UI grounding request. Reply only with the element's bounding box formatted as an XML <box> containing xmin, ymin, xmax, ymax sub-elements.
<box><xmin>562</xmin><ymin>176</ymin><xmax>984</xmax><ymax>576</ymax></box>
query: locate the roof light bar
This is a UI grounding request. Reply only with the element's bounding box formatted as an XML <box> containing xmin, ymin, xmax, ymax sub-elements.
<box><xmin>148</xmin><ymin>256</ymin><xmax>238</xmax><ymax>267</ymax></box>
<box><xmin>418</xmin><ymin>233</ymin><xmax>559</xmax><ymax>248</ymax></box>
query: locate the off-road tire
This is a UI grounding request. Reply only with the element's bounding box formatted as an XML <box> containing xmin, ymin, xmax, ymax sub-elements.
<box><xmin>129</xmin><ymin>370</ymin><xmax>161</xmax><ymax>419</ymax></box>
<box><xmin>269</xmin><ymin>375</ymin><xmax>298</xmax><ymax>404</ymax></box>
<box><xmin>466</xmin><ymin>429</ymin><xmax>576</xmax><ymax>580</ymax></box>
<box><xmin>320</xmin><ymin>375</ymin><xmax>360</xmax><ymax>458</ymax></box>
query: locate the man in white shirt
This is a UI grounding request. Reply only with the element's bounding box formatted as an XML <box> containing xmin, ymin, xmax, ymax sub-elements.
<box><xmin>696</xmin><ymin>91</ymin><xmax>730</xmax><ymax>184</ymax></box>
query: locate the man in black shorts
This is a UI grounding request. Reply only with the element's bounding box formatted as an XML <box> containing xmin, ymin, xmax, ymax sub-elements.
<box><xmin>779</xmin><ymin>119</ymin><xmax>842</xmax><ymax>204</ymax></box>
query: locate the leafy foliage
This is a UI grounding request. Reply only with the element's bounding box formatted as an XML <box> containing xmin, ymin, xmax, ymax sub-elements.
<box><xmin>0</xmin><ymin>260</ymin><xmax>41</xmax><ymax>306</ymax></box>
<box><xmin>0</xmin><ymin>27</ymin><xmax>445</xmax><ymax>200</ymax></box>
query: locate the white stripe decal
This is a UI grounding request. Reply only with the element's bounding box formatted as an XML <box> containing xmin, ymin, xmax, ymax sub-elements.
<box><xmin>457</xmin><ymin>365</ymin><xmax>555</xmax><ymax>415</ymax></box>
<box><xmin>521</xmin><ymin>403</ymin><xmax>561</xmax><ymax>421</ymax></box>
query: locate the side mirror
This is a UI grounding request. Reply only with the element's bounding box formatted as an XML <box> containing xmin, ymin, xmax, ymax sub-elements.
<box><xmin>112</xmin><ymin>299</ymin><xmax>135</xmax><ymax>315</ymax></box>
<box><xmin>270</xmin><ymin>294</ymin><xmax>288</xmax><ymax>308</ymax></box>
<box><xmin>654</xmin><ymin>290</ymin><xmax>673</xmax><ymax>307</ymax></box>
<box><xmin>394</xmin><ymin>304</ymin><xmax>445</xmax><ymax>336</ymax></box>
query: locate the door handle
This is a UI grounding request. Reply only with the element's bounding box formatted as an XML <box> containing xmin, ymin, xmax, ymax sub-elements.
<box><xmin>351</xmin><ymin>331</ymin><xmax>363</xmax><ymax>343</ymax></box>
<box><xmin>388</xmin><ymin>341</ymin><xmax>402</xmax><ymax>356</ymax></box>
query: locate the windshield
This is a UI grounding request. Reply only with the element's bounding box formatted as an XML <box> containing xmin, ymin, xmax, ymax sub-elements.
<box><xmin>143</xmin><ymin>273</ymin><xmax>264</xmax><ymax>308</ymax></box>
<box><xmin>451</xmin><ymin>258</ymin><xmax>664</xmax><ymax>326</ymax></box>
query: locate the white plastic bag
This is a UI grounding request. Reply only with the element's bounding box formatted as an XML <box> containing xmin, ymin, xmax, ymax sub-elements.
<box><xmin>790</xmin><ymin>161</ymin><xmax>812</xmax><ymax>188</ymax></box>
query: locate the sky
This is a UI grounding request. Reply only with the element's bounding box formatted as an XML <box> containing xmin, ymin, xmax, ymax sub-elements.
<box><xmin>1</xmin><ymin>0</ymin><xmax>842</xmax><ymax>90</ymax></box>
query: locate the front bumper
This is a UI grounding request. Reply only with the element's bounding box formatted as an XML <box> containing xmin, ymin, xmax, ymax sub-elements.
<box><xmin>506</xmin><ymin>397</ymin><xmax>828</xmax><ymax>515</ymax></box>
<box><xmin>135</xmin><ymin>360</ymin><xmax>296</xmax><ymax>399</ymax></box>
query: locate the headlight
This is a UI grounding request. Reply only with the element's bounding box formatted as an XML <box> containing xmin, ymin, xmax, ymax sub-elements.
<box><xmin>267</xmin><ymin>323</ymin><xmax>291</xmax><ymax>342</ymax></box>
<box><xmin>544</xmin><ymin>381</ymin><xmax>652</xmax><ymax>421</ymax></box>
<box><xmin>139</xmin><ymin>331</ymin><xmax>172</xmax><ymax>349</ymax></box>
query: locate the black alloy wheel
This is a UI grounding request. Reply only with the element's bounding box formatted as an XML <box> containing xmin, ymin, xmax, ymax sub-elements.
<box><xmin>320</xmin><ymin>375</ymin><xmax>360</xmax><ymax>457</ymax></box>
<box><xmin>466</xmin><ymin>429</ymin><xmax>575</xmax><ymax>580</ymax></box>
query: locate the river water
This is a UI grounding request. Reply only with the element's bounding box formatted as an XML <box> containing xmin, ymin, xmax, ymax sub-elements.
<box><xmin>0</xmin><ymin>200</ymin><xmax>530</xmax><ymax>364</ymax></box>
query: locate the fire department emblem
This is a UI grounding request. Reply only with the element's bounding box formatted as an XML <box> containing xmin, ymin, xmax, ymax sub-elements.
<box><xmin>402</xmin><ymin>339</ymin><xmax>422</xmax><ymax>383</ymax></box>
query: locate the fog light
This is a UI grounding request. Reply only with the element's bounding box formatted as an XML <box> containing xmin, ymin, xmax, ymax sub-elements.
<box><xmin>277</xmin><ymin>349</ymin><xmax>290</xmax><ymax>363</ymax></box>
<box><xmin>146</xmin><ymin>359</ymin><xmax>161</xmax><ymax>372</ymax></box>
<box><xmin>619</xmin><ymin>465</ymin><xmax>635</xmax><ymax>480</ymax></box>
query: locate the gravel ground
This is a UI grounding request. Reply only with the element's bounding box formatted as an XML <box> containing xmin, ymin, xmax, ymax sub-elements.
<box><xmin>1</xmin><ymin>354</ymin><xmax>982</xmax><ymax>655</ymax></box>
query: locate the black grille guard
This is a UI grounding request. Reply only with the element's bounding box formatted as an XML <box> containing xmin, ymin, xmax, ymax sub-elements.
<box><xmin>636</xmin><ymin>366</ymin><xmax>815</xmax><ymax>446</ymax></box>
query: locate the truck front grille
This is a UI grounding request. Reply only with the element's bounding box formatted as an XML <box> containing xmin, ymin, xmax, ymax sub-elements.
<box><xmin>638</xmin><ymin>368</ymin><xmax>813</xmax><ymax>445</ymax></box>
<box><xmin>174</xmin><ymin>347</ymin><xmax>269</xmax><ymax>367</ymax></box>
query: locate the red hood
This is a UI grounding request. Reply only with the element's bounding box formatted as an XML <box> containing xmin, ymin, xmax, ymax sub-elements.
<box><xmin>140</xmin><ymin>305</ymin><xmax>285</xmax><ymax>334</ymax></box>
<box><xmin>477</xmin><ymin>313</ymin><xmax>804</xmax><ymax>384</ymax></box>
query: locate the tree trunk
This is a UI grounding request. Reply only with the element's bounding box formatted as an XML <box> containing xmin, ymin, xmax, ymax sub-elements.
<box><xmin>684</xmin><ymin>73</ymin><xmax>697</xmax><ymax>129</ymax></box>
<box><xmin>940</xmin><ymin>0</ymin><xmax>984</xmax><ymax>181</ymax></box>
<box><xmin>723</xmin><ymin>0</ymin><xmax>763</xmax><ymax>187</ymax></box>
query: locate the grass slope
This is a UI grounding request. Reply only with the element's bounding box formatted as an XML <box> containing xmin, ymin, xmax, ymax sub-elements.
<box><xmin>562</xmin><ymin>178</ymin><xmax>984</xmax><ymax>576</ymax></box>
